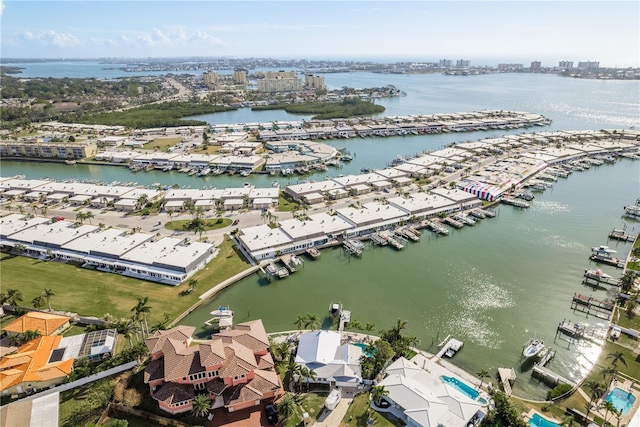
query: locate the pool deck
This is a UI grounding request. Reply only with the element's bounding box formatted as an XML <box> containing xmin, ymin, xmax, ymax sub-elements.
<box><xmin>591</xmin><ymin>377</ymin><xmax>640</xmax><ymax>426</ymax></box>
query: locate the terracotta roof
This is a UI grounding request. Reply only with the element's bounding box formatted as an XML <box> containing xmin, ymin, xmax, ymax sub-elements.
<box><xmin>257</xmin><ymin>353</ymin><xmax>275</xmax><ymax>370</ymax></box>
<box><xmin>144</xmin><ymin>326</ymin><xmax>195</xmax><ymax>355</ymax></box>
<box><xmin>144</xmin><ymin>358</ymin><xmax>165</xmax><ymax>383</ymax></box>
<box><xmin>206</xmin><ymin>377</ymin><xmax>229</xmax><ymax>396</ymax></box>
<box><xmin>218</xmin><ymin>345</ymin><xmax>256</xmax><ymax>379</ymax></box>
<box><xmin>3</xmin><ymin>312</ymin><xmax>70</xmax><ymax>335</ymax></box>
<box><xmin>153</xmin><ymin>382</ymin><xmax>194</xmax><ymax>405</ymax></box>
<box><xmin>162</xmin><ymin>338</ymin><xmax>203</xmax><ymax>382</ymax></box>
<box><xmin>0</xmin><ymin>336</ymin><xmax>74</xmax><ymax>392</ymax></box>
<box><xmin>199</xmin><ymin>339</ymin><xmax>226</xmax><ymax>367</ymax></box>
<box><xmin>217</xmin><ymin>320</ymin><xmax>269</xmax><ymax>351</ymax></box>
<box><xmin>222</xmin><ymin>370</ymin><xmax>281</xmax><ymax>407</ymax></box>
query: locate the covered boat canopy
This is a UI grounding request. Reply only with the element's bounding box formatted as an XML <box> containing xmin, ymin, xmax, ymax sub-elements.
<box><xmin>461</xmin><ymin>180</ymin><xmax>504</xmax><ymax>201</ymax></box>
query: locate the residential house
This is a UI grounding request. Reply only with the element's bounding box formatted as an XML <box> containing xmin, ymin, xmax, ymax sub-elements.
<box><xmin>3</xmin><ymin>312</ymin><xmax>71</xmax><ymax>337</ymax></box>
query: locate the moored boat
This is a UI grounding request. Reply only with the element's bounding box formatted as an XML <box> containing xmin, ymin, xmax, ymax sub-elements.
<box><xmin>523</xmin><ymin>338</ymin><xmax>545</xmax><ymax>359</ymax></box>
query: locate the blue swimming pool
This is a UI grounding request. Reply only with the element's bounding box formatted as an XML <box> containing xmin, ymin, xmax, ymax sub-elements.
<box><xmin>441</xmin><ymin>376</ymin><xmax>479</xmax><ymax>400</ymax></box>
<box><xmin>354</xmin><ymin>342</ymin><xmax>373</xmax><ymax>357</ymax></box>
<box><xmin>606</xmin><ymin>387</ymin><xmax>636</xmax><ymax>415</ymax></box>
<box><xmin>528</xmin><ymin>413</ymin><xmax>561</xmax><ymax>427</ymax></box>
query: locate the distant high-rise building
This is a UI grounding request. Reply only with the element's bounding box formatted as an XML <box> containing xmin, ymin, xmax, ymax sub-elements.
<box><xmin>233</xmin><ymin>69</ymin><xmax>248</xmax><ymax>85</ymax></box>
<box><xmin>577</xmin><ymin>61</ymin><xmax>600</xmax><ymax>70</ymax></box>
<box><xmin>498</xmin><ymin>63</ymin><xmax>524</xmax><ymax>70</ymax></box>
<box><xmin>456</xmin><ymin>59</ymin><xmax>470</xmax><ymax>67</ymax></box>
<box><xmin>203</xmin><ymin>71</ymin><xmax>219</xmax><ymax>89</ymax></box>
<box><xmin>304</xmin><ymin>74</ymin><xmax>326</xmax><ymax>90</ymax></box>
<box><xmin>257</xmin><ymin>70</ymin><xmax>303</xmax><ymax>93</ymax></box>
<box><xmin>439</xmin><ymin>59</ymin><xmax>453</xmax><ymax>68</ymax></box>
<box><xmin>558</xmin><ymin>61</ymin><xmax>573</xmax><ymax>69</ymax></box>
<box><xmin>530</xmin><ymin>61</ymin><xmax>541</xmax><ymax>70</ymax></box>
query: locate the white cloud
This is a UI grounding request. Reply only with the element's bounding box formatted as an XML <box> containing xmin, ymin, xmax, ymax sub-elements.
<box><xmin>18</xmin><ymin>30</ymin><xmax>83</xmax><ymax>48</ymax></box>
<box><xmin>0</xmin><ymin>0</ymin><xmax>4</xmax><ymax>16</ymax></box>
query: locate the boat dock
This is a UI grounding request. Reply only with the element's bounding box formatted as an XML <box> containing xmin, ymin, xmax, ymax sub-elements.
<box><xmin>571</xmin><ymin>293</ymin><xmax>614</xmax><ymax>319</ymax></box>
<box><xmin>479</xmin><ymin>208</ymin><xmax>496</xmax><ymax>218</ymax></box>
<box><xmin>385</xmin><ymin>233</ymin><xmax>405</xmax><ymax>250</ymax></box>
<box><xmin>343</xmin><ymin>239</ymin><xmax>364</xmax><ymax>257</ymax></box>
<box><xmin>338</xmin><ymin>308</ymin><xmax>351</xmax><ymax>334</ymax></box>
<box><xmin>608</xmin><ymin>229</ymin><xmax>635</xmax><ymax>242</ymax></box>
<box><xmin>435</xmin><ymin>335</ymin><xmax>464</xmax><ymax>358</ymax></box>
<box><xmin>369</xmin><ymin>233</ymin><xmax>389</xmax><ymax>246</ymax></box>
<box><xmin>501</xmin><ymin>197</ymin><xmax>531</xmax><ymax>208</ymax></box>
<box><xmin>396</xmin><ymin>227</ymin><xmax>420</xmax><ymax>242</ymax></box>
<box><xmin>306</xmin><ymin>247</ymin><xmax>321</xmax><ymax>259</ymax></box>
<box><xmin>589</xmin><ymin>254</ymin><xmax>624</xmax><ymax>268</ymax></box>
<box><xmin>556</xmin><ymin>319</ymin><xmax>605</xmax><ymax>345</ymax></box>
<box><xmin>425</xmin><ymin>220</ymin><xmax>449</xmax><ymax>235</ymax></box>
<box><xmin>443</xmin><ymin>217</ymin><xmax>464</xmax><ymax>229</ymax></box>
<box><xmin>280</xmin><ymin>254</ymin><xmax>303</xmax><ymax>273</ymax></box>
<box><xmin>532</xmin><ymin>365</ymin><xmax>575</xmax><ymax>387</ymax></box>
<box><xmin>498</xmin><ymin>368</ymin><xmax>517</xmax><ymax>396</ymax></box>
<box><xmin>535</xmin><ymin>348</ymin><xmax>556</xmax><ymax>367</ymax></box>
<box><xmin>470</xmin><ymin>209</ymin><xmax>486</xmax><ymax>219</ymax></box>
<box><xmin>583</xmin><ymin>269</ymin><xmax>621</xmax><ymax>287</ymax></box>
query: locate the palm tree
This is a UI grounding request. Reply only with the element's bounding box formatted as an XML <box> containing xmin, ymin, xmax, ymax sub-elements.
<box><xmin>602</xmin><ymin>400</ymin><xmax>618</xmax><ymax>426</ymax></box>
<box><xmin>304</xmin><ymin>313</ymin><xmax>320</xmax><ymax>331</ymax></box>
<box><xmin>600</xmin><ymin>366</ymin><xmax>617</xmax><ymax>383</ymax></box>
<box><xmin>390</xmin><ymin>318</ymin><xmax>409</xmax><ymax>341</ymax></box>
<box><xmin>118</xmin><ymin>318</ymin><xmax>141</xmax><ymax>347</ymax></box>
<box><xmin>136</xmin><ymin>296</ymin><xmax>152</xmax><ymax>337</ymax></box>
<box><xmin>137</xmin><ymin>194</ymin><xmax>150</xmax><ymax>210</ymax></box>
<box><xmin>277</xmin><ymin>392</ymin><xmax>299</xmax><ymax>419</ymax></box>
<box><xmin>606</xmin><ymin>351</ymin><xmax>627</xmax><ymax>368</ymax></box>
<box><xmin>302</xmin><ymin>367</ymin><xmax>317</xmax><ymax>391</ymax></box>
<box><xmin>40</xmin><ymin>206</ymin><xmax>48</xmax><ymax>217</ymax></box>
<box><xmin>193</xmin><ymin>221</ymin><xmax>206</xmax><ymax>240</ymax></box>
<box><xmin>476</xmin><ymin>369</ymin><xmax>490</xmax><ymax>390</ymax></box>
<box><xmin>191</xmin><ymin>394</ymin><xmax>211</xmax><ymax>418</ymax></box>
<box><xmin>5</xmin><ymin>288</ymin><xmax>24</xmax><ymax>311</ymax></box>
<box><xmin>284</xmin><ymin>355</ymin><xmax>302</xmax><ymax>387</ymax></box>
<box><xmin>272</xmin><ymin>341</ymin><xmax>291</xmax><ymax>363</ymax></box>
<box><xmin>370</xmin><ymin>384</ymin><xmax>389</xmax><ymax>406</ymax></box>
<box><xmin>294</xmin><ymin>314</ymin><xmax>306</xmax><ymax>331</ymax></box>
<box><xmin>84</xmin><ymin>211</ymin><xmax>95</xmax><ymax>224</ymax></box>
<box><xmin>42</xmin><ymin>288</ymin><xmax>55</xmax><ymax>311</ymax></box>
<box><xmin>620</xmin><ymin>270</ymin><xmax>636</xmax><ymax>293</ymax></box>
<box><xmin>32</xmin><ymin>295</ymin><xmax>46</xmax><ymax>309</ymax></box>
<box><xmin>364</xmin><ymin>322</ymin><xmax>376</xmax><ymax>332</ymax></box>
<box><xmin>584</xmin><ymin>380</ymin><xmax>604</xmax><ymax>411</ymax></box>
<box><xmin>187</xmin><ymin>279</ymin><xmax>199</xmax><ymax>293</ymax></box>
<box><xmin>76</xmin><ymin>211</ymin><xmax>87</xmax><ymax>224</ymax></box>
<box><xmin>19</xmin><ymin>329</ymin><xmax>42</xmax><ymax>345</ymax></box>
<box><xmin>560</xmin><ymin>415</ymin><xmax>576</xmax><ymax>427</ymax></box>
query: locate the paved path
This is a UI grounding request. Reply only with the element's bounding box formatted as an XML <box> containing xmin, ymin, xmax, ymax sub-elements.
<box><xmin>313</xmin><ymin>397</ymin><xmax>353</xmax><ymax>427</ymax></box>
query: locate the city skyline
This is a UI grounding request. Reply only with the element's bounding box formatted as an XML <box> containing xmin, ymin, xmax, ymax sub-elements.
<box><xmin>1</xmin><ymin>1</ymin><xmax>639</xmax><ymax>67</ymax></box>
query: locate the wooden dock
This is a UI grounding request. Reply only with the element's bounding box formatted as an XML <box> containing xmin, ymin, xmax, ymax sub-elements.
<box><xmin>583</xmin><ymin>269</ymin><xmax>620</xmax><ymax>287</ymax></box>
<box><xmin>501</xmin><ymin>197</ymin><xmax>531</xmax><ymax>208</ymax></box>
<box><xmin>535</xmin><ymin>348</ymin><xmax>556</xmax><ymax>367</ymax></box>
<box><xmin>343</xmin><ymin>239</ymin><xmax>363</xmax><ymax>257</ymax></box>
<box><xmin>590</xmin><ymin>254</ymin><xmax>624</xmax><ymax>269</ymax></box>
<box><xmin>426</xmin><ymin>220</ymin><xmax>449</xmax><ymax>235</ymax></box>
<box><xmin>532</xmin><ymin>365</ymin><xmax>575</xmax><ymax>387</ymax></box>
<box><xmin>369</xmin><ymin>233</ymin><xmax>388</xmax><ymax>246</ymax></box>
<box><xmin>306</xmin><ymin>247</ymin><xmax>321</xmax><ymax>259</ymax></box>
<box><xmin>571</xmin><ymin>293</ymin><xmax>614</xmax><ymax>319</ymax></box>
<box><xmin>608</xmin><ymin>229</ymin><xmax>636</xmax><ymax>242</ymax></box>
<box><xmin>498</xmin><ymin>368</ymin><xmax>516</xmax><ymax>396</ymax></box>
<box><xmin>557</xmin><ymin>319</ymin><xmax>605</xmax><ymax>344</ymax></box>
<box><xmin>435</xmin><ymin>337</ymin><xmax>464</xmax><ymax>358</ymax></box>
<box><xmin>443</xmin><ymin>217</ymin><xmax>464</xmax><ymax>228</ymax></box>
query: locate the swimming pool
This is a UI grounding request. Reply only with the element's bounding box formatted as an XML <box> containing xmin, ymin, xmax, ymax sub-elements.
<box><xmin>528</xmin><ymin>413</ymin><xmax>561</xmax><ymax>427</ymax></box>
<box><xmin>606</xmin><ymin>387</ymin><xmax>636</xmax><ymax>415</ymax></box>
<box><xmin>354</xmin><ymin>342</ymin><xmax>373</xmax><ymax>357</ymax></box>
<box><xmin>441</xmin><ymin>376</ymin><xmax>479</xmax><ymax>400</ymax></box>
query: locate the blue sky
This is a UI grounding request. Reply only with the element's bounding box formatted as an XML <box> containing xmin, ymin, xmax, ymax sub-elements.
<box><xmin>1</xmin><ymin>1</ymin><xmax>639</xmax><ymax>67</ymax></box>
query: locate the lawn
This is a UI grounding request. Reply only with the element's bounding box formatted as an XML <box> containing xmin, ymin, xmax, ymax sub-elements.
<box><xmin>102</xmin><ymin>413</ymin><xmax>163</xmax><ymax>427</ymax></box>
<box><xmin>165</xmin><ymin>218</ymin><xmax>232</xmax><ymax>232</ymax></box>
<box><xmin>283</xmin><ymin>392</ymin><xmax>329</xmax><ymax>427</ymax></box>
<box><xmin>340</xmin><ymin>392</ymin><xmax>401</xmax><ymax>427</ymax></box>
<box><xmin>59</xmin><ymin>378</ymin><xmax>115</xmax><ymax>427</ymax></box>
<box><xmin>0</xmin><ymin>236</ymin><xmax>250</xmax><ymax>325</ymax></box>
<box><xmin>189</xmin><ymin>145</ymin><xmax>221</xmax><ymax>155</ymax></box>
<box><xmin>142</xmin><ymin>137</ymin><xmax>183</xmax><ymax>152</ymax></box>
<box><xmin>277</xmin><ymin>193</ymin><xmax>299</xmax><ymax>212</ymax></box>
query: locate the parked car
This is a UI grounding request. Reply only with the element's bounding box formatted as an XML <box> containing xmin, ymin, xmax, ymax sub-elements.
<box><xmin>265</xmin><ymin>403</ymin><xmax>278</xmax><ymax>425</ymax></box>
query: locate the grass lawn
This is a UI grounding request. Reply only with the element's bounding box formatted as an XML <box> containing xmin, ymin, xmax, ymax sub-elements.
<box><xmin>103</xmin><ymin>413</ymin><xmax>162</xmax><ymax>427</ymax></box>
<box><xmin>277</xmin><ymin>193</ymin><xmax>298</xmax><ymax>212</ymax></box>
<box><xmin>0</xmin><ymin>236</ymin><xmax>250</xmax><ymax>325</ymax></box>
<box><xmin>283</xmin><ymin>392</ymin><xmax>329</xmax><ymax>427</ymax></box>
<box><xmin>340</xmin><ymin>393</ymin><xmax>401</xmax><ymax>427</ymax></box>
<box><xmin>59</xmin><ymin>379</ymin><xmax>115</xmax><ymax>427</ymax></box>
<box><xmin>62</xmin><ymin>323</ymin><xmax>90</xmax><ymax>337</ymax></box>
<box><xmin>142</xmin><ymin>137</ymin><xmax>182</xmax><ymax>152</ymax></box>
<box><xmin>0</xmin><ymin>314</ymin><xmax>17</xmax><ymax>330</ymax></box>
<box><xmin>165</xmin><ymin>218</ymin><xmax>232</xmax><ymax>232</ymax></box>
<box><xmin>189</xmin><ymin>145</ymin><xmax>220</xmax><ymax>155</ymax></box>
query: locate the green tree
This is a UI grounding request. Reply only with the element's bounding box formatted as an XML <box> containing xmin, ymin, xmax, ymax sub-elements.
<box><xmin>601</xmin><ymin>400</ymin><xmax>619</xmax><ymax>426</ymax></box>
<box><xmin>32</xmin><ymin>295</ymin><xmax>46</xmax><ymax>309</ymax></box>
<box><xmin>42</xmin><ymin>288</ymin><xmax>55</xmax><ymax>311</ymax></box>
<box><xmin>606</xmin><ymin>351</ymin><xmax>627</xmax><ymax>368</ymax></box>
<box><xmin>476</xmin><ymin>369</ymin><xmax>491</xmax><ymax>390</ymax></box>
<box><xmin>294</xmin><ymin>314</ymin><xmax>306</xmax><ymax>331</ymax></box>
<box><xmin>272</xmin><ymin>341</ymin><xmax>291</xmax><ymax>363</ymax></box>
<box><xmin>370</xmin><ymin>384</ymin><xmax>389</xmax><ymax>406</ymax></box>
<box><xmin>620</xmin><ymin>270</ymin><xmax>636</xmax><ymax>293</ymax></box>
<box><xmin>131</xmin><ymin>297</ymin><xmax>152</xmax><ymax>337</ymax></box>
<box><xmin>277</xmin><ymin>392</ymin><xmax>298</xmax><ymax>419</ymax></box>
<box><xmin>191</xmin><ymin>394</ymin><xmax>211</xmax><ymax>418</ymax></box>
<box><xmin>304</xmin><ymin>313</ymin><xmax>320</xmax><ymax>331</ymax></box>
<box><xmin>5</xmin><ymin>288</ymin><xmax>24</xmax><ymax>310</ymax></box>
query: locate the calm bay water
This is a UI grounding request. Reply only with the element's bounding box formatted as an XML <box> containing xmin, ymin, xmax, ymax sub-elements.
<box><xmin>2</xmin><ymin>67</ymin><xmax>640</xmax><ymax>399</ymax></box>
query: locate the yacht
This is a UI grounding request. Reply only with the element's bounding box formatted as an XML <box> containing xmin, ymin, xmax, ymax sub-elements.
<box><xmin>523</xmin><ymin>338</ymin><xmax>545</xmax><ymax>359</ymax></box>
<box><xmin>329</xmin><ymin>302</ymin><xmax>342</xmax><ymax>317</ymax></box>
<box><xmin>591</xmin><ymin>245</ymin><xmax>617</xmax><ymax>255</ymax></box>
<box><xmin>584</xmin><ymin>268</ymin><xmax>613</xmax><ymax>280</ymax></box>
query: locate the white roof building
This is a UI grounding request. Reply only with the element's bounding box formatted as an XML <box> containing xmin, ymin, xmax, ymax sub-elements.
<box><xmin>295</xmin><ymin>330</ymin><xmax>363</xmax><ymax>388</ymax></box>
<box><xmin>378</xmin><ymin>357</ymin><xmax>484</xmax><ymax>427</ymax></box>
<box><xmin>237</xmin><ymin>225</ymin><xmax>294</xmax><ymax>259</ymax></box>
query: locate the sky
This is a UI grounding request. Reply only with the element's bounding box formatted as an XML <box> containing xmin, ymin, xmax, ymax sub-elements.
<box><xmin>1</xmin><ymin>1</ymin><xmax>639</xmax><ymax>67</ymax></box>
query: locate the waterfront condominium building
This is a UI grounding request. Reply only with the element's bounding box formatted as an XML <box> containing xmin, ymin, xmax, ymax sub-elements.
<box><xmin>304</xmin><ymin>74</ymin><xmax>326</xmax><ymax>90</ymax></box>
<box><xmin>439</xmin><ymin>59</ymin><xmax>453</xmax><ymax>68</ymax></box>
<box><xmin>558</xmin><ymin>61</ymin><xmax>574</xmax><ymax>69</ymax></box>
<box><xmin>0</xmin><ymin>141</ymin><xmax>97</xmax><ymax>159</ymax></box>
<box><xmin>456</xmin><ymin>59</ymin><xmax>470</xmax><ymax>67</ymax></box>
<box><xmin>577</xmin><ymin>61</ymin><xmax>600</xmax><ymax>70</ymax></box>
<box><xmin>497</xmin><ymin>63</ymin><xmax>524</xmax><ymax>70</ymax></box>
<box><xmin>257</xmin><ymin>70</ymin><xmax>303</xmax><ymax>93</ymax></box>
<box><xmin>203</xmin><ymin>71</ymin><xmax>219</xmax><ymax>88</ymax></box>
<box><xmin>530</xmin><ymin>61</ymin><xmax>541</xmax><ymax>70</ymax></box>
<box><xmin>233</xmin><ymin>69</ymin><xmax>248</xmax><ymax>85</ymax></box>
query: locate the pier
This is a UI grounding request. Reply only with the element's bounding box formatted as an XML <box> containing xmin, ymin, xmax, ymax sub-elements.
<box><xmin>397</xmin><ymin>227</ymin><xmax>420</xmax><ymax>242</ymax></box>
<box><xmin>385</xmin><ymin>233</ymin><xmax>405</xmax><ymax>250</ymax></box>
<box><xmin>369</xmin><ymin>233</ymin><xmax>389</xmax><ymax>246</ymax></box>
<box><xmin>501</xmin><ymin>197</ymin><xmax>531</xmax><ymax>208</ymax></box>
<box><xmin>535</xmin><ymin>348</ymin><xmax>556</xmax><ymax>367</ymax></box>
<box><xmin>532</xmin><ymin>365</ymin><xmax>575</xmax><ymax>387</ymax></box>
<box><xmin>571</xmin><ymin>293</ymin><xmax>614</xmax><ymax>319</ymax></box>
<box><xmin>498</xmin><ymin>368</ymin><xmax>517</xmax><ymax>396</ymax></box>
<box><xmin>435</xmin><ymin>337</ymin><xmax>464</xmax><ymax>358</ymax></box>
<box><xmin>589</xmin><ymin>254</ymin><xmax>624</xmax><ymax>269</ymax></box>
<box><xmin>608</xmin><ymin>229</ymin><xmax>635</xmax><ymax>242</ymax></box>
<box><xmin>557</xmin><ymin>319</ymin><xmax>606</xmax><ymax>345</ymax></box>
<box><xmin>343</xmin><ymin>239</ymin><xmax>364</xmax><ymax>257</ymax></box>
<box><xmin>280</xmin><ymin>254</ymin><xmax>303</xmax><ymax>273</ymax></box>
<box><xmin>583</xmin><ymin>269</ymin><xmax>621</xmax><ymax>287</ymax></box>
<box><xmin>425</xmin><ymin>220</ymin><xmax>449</xmax><ymax>235</ymax></box>
<box><xmin>442</xmin><ymin>217</ymin><xmax>464</xmax><ymax>229</ymax></box>
<box><xmin>306</xmin><ymin>247</ymin><xmax>321</xmax><ymax>259</ymax></box>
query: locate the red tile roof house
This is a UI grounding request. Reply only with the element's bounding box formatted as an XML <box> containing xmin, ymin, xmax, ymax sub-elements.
<box><xmin>143</xmin><ymin>320</ymin><xmax>283</xmax><ymax>415</ymax></box>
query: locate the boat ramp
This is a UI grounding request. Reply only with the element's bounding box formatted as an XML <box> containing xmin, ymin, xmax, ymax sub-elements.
<box><xmin>589</xmin><ymin>253</ymin><xmax>624</xmax><ymax>268</ymax></box>
<box><xmin>608</xmin><ymin>228</ymin><xmax>636</xmax><ymax>242</ymax></box>
<box><xmin>570</xmin><ymin>293</ymin><xmax>614</xmax><ymax>319</ymax></box>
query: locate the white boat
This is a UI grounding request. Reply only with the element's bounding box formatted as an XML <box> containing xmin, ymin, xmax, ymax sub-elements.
<box><xmin>523</xmin><ymin>338</ymin><xmax>545</xmax><ymax>359</ymax></box>
<box><xmin>329</xmin><ymin>302</ymin><xmax>342</xmax><ymax>317</ymax></box>
<box><xmin>591</xmin><ymin>245</ymin><xmax>617</xmax><ymax>255</ymax></box>
<box><xmin>584</xmin><ymin>268</ymin><xmax>613</xmax><ymax>280</ymax></box>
